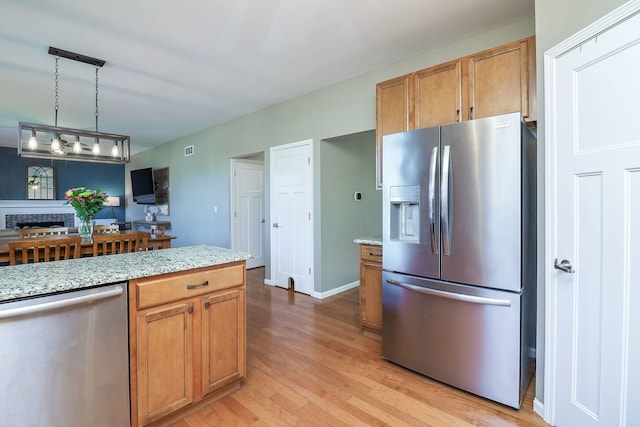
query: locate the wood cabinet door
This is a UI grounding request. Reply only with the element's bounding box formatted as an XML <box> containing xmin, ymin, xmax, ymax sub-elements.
<box><xmin>136</xmin><ymin>301</ymin><xmax>194</xmax><ymax>426</ymax></box>
<box><xmin>468</xmin><ymin>39</ymin><xmax>529</xmax><ymax>120</ymax></box>
<box><xmin>414</xmin><ymin>60</ymin><xmax>463</xmax><ymax>128</ymax></box>
<box><xmin>360</xmin><ymin>259</ymin><xmax>382</xmax><ymax>332</ymax></box>
<box><xmin>376</xmin><ymin>75</ymin><xmax>412</xmax><ymax>189</ymax></box>
<box><xmin>201</xmin><ymin>288</ymin><xmax>246</xmax><ymax>396</ymax></box>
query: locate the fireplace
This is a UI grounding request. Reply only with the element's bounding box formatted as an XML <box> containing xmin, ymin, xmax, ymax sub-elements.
<box><xmin>0</xmin><ymin>201</ymin><xmax>116</xmax><ymax>230</ymax></box>
<box><xmin>0</xmin><ymin>201</ymin><xmax>78</xmax><ymax>230</ymax></box>
<box><xmin>6</xmin><ymin>214</ymin><xmax>75</xmax><ymax>229</ymax></box>
<box><xmin>16</xmin><ymin>221</ymin><xmax>66</xmax><ymax>229</ymax></box>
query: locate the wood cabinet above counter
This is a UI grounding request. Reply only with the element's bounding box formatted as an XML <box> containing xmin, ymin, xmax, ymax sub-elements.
<box><xmin>376</xmin><ymin>36</ymin><xmax>536</xmax><ymax>188</ymax></box>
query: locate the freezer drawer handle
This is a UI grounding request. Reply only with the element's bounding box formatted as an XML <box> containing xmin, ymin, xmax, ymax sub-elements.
<box><xmin>0</xmin><ymin>285</ymin><xmax>124</xmax><ymax>320</ymax></box>
<box><xmin>386</xmin><ymin>279</ymin><xmax>511</xmax><ymax>307</ymax></box>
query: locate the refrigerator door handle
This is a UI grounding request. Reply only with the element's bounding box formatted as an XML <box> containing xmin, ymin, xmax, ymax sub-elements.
<box><xmin>441</xmin><ymin>145</ymin><xmax>452</xmax><ymax>255</ymax></box>
<box><xmin>428</xmin><ymin>146</ymin><xmax>439</xmax><ymax>254</ymax></box>
<box><xmin>386</xmin><ymin>279</ymin><xmax>511</xmax><ymax>307</ymax></box>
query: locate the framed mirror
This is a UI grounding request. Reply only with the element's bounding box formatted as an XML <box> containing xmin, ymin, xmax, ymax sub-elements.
<box><xmin>26</xmin><ymin>165</ymin><xmax>55</xmax><ymax>200</ymax></box>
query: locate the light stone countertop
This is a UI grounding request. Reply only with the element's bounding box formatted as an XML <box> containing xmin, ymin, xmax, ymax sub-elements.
<box><xmin>353</xmin><ymin>236</ymin><xmax>382</xmax><ymax>246</ymax></box>
<box><xmin>0</xmin><ymin>245</ymin><xmax>253</xmax><ymax>303</ymax></box>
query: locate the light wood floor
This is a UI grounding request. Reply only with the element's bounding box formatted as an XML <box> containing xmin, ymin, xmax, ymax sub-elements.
<box><xmin>169</xmin><ymin>267</ymin><xmax>548</xmax><ymax>426</ymax></box>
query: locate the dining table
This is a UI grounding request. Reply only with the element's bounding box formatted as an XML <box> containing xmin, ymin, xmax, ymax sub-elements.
<box><xmin>0</xmin><ymin>229</ymin><xmax>176</xmax><ymax>264</ymax></box>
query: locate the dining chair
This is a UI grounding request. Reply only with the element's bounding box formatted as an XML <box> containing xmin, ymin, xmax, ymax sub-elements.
<box><xmin>93</xmin><ymin>225</ymin><xmax>120</xmax><ymax>234</ymax></box>
<box><xmin>92</xmin><ymin>232</ymin><xmax>149</xmax><ymax>256</ymax></box>
<box><xmin>9</xmin><ymin>236</ymin><xmax>82</xmax><ymax>265</ymax></box>
<box><xmin>19</xmin><ymin>227</ymin><xmax>70</xmax><ymax>239</ymax></box>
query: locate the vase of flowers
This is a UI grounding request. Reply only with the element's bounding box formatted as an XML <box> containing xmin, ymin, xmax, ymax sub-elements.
<box><xmin>64</xmin><ymin>187</ymin><xmax>109</xmax><ymax>240</ymax></box>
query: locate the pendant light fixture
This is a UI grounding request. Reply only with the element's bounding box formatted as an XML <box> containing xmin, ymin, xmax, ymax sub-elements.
<box><xmin>17</xmin><ymin>47</ymin><xmax>130</xmax><ymax>164</ymax></box>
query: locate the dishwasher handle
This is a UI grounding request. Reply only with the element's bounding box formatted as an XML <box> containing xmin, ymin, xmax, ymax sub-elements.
<box><xmin>0</xmin><ymin>284</ymin><xmax>124</xmax><ymax>320</ymax></box>
<box><xmin>386</xmin><ymin>279</ymin><xmax>511</xmax><ymax>307</ymax></box>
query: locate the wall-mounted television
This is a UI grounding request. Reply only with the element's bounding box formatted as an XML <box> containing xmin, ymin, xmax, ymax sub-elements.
<box><xmin>130</xmin><ymin>167</ymin><xmax>156</xmax><ymax>204</ymax></box>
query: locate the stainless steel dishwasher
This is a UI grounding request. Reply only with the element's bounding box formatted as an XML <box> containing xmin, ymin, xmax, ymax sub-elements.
<box><xmin>0</xmin><ymin>283</ymin><xmax>130</xmax><ymax>426</ymax></box>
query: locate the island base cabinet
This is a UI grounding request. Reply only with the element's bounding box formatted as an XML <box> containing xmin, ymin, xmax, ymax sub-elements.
<box><xmin>202</xmin><ymin>289</ymin><xmax>246</xmax><ymax>396</ymax></box>
<box><xmin>136</xmin><ymin>302</ymin><xmax>194</xmax><ymax>426</ymax></box>
<box><xmin>129</xmin><ymin>262</ymin><xmax>247</xmax><ymax>427</ymax></box>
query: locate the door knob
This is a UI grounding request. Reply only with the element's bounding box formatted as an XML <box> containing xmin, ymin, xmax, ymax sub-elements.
<box><xmin>554</xmin><ymin>258</ymin><xmax>575</xmax><ymax>273</ymax></box>
<box><xmin>272</xmin><ymin>222</ymin><xmax>279</xmax><ymax>228</ymax></box>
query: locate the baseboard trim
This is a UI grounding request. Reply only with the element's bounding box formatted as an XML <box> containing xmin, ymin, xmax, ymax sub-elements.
<box><xmin>263</xmin><ymin>278</ymin><xmax>359</xmax><ymax>299</ymax></box>
<box><xmin>533</xmin><ymin>398</ymin><xmax>544</xmax><ymax>419</ymax></box>
<box><xmin>313</xmin><ymin>280</ymin><xmax>359</xmax><ymax>299</ymax></box>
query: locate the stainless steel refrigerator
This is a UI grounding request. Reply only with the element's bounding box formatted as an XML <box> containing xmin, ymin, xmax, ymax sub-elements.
<box><xmin>381</xmin><ymin>112</ymin><xmax>536</xmax><ymax>409</ymax></box>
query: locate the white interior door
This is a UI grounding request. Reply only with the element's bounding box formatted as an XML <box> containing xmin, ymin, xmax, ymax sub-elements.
<box><xmin>545</xmin><ymin>2</ymin><xmax>640</xmax><ymax>426</ymax></box>
<box><xmin>231</xmin><ymin>158</ymin><xmax>265</xmax><ymax>269</ymax></box>
<box><xmin>269</xmin><ymin>140</ymin><xmax>313</xmax><ymax>295</ymax></box>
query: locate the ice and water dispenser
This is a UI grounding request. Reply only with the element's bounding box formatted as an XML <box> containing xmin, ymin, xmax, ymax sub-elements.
<box><xmin>388</xmin><ymin>185</ymin><xmax>421</xmax><ymax>244</ymax></box>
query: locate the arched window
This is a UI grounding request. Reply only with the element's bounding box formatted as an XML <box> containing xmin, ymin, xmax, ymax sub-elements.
<box><xmin>26</xmin><ymin>166</ymin><xmax>55</xmax><ymax>200</ymax></box>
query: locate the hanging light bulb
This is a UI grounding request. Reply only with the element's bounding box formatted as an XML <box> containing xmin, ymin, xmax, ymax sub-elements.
<box><xmin>51</xmin><ymin>133</ymin><xmax>61</xmax><ymax>151</ymax></box>
<box><xmin>92</xmin><ymin>138</ymin><xmax>101</xmax><ymax>155</ymax></box>
<box><xmin>73</xmin><ymin>135</ymin><xmax>82</xmax><ymax>153</ymax></box>
<box><xmin>111</xmin><ymin>141</ymin><xmax>120</xmax><ymax>157</ymax></box>
<box><xmin>28</xmin><ymin>129</ymin><xmax>38</xmax><ymax>150</ymax></box>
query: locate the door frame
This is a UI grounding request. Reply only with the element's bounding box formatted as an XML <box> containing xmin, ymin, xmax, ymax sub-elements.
<box><xmin>543</xmin><ymin>1</ymin><xmax>640</xmax><ymax>424</ymax></box>
<box><xmin>230</xmin><ymin>155</ymin><xmax>265</xmax><ymax>269</ymax></box>
<box><xmin>268</xmin><ymin>139</ymin><xmax>314</xmax><ymax>294</ymax></box>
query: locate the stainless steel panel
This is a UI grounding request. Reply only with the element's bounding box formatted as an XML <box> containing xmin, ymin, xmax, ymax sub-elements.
<box><xmin>383</xmin><ymin>126</ymin><xmax>440</xmax><ymax>278</ymax></box>
<box><xmin>382</xmin><ymin>271</ymin><xmax>530</xmax><ymax>409</ymax></box>
<box><xmin>0</xmin><ymin>284</ymin><xmax>130</xmax><ymax>426</ymax></box>
<box><xmin>440</xmin><ymin>112</ymin><xmax>522</xmax><ymax>291</ymax></box>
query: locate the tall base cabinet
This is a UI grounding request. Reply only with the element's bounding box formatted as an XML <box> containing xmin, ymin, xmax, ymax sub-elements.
<box><xmin>129</xmin><ymin>262</ymin><xmax>246</xmax><ymax>427</ymax></box>
<box><xmin>359</xmin><ymin>244</ymin><xmax>383</xmax><ymax>333</ymax></box>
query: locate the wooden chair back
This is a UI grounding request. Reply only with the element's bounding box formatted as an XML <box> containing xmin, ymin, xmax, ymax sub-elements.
<box><xmin>19</xmin><ymin>227</ymin><xmax>69</xmax><ymax>239</ymax></box>
<box><xmin>9</xmin><ymin>236</ymin><xmax>82</xmax><ymax>265</ymax></box>
<box><xmin>93</xmin><ymin>225</ymin><xmax>120</xmax><ymax>234</ymax></box>
<box><xmin>92</xmin><ymin>232</ymin><xmax>149</xmax><ymax>256</ymax></box>
<box><xmin>149</xmin><ymin>224</ymin><xmax>166</xmax><ymax>238</ymax></box>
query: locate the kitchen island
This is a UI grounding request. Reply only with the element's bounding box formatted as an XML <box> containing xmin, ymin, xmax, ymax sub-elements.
<box><xmin>0</xmin><ymin>245</ymin><xmax>252</xmax><ymax>427</ymax></box>
<box><xmin>0</xmin><ymin>245</ymin><xmax>250</xmax><ymax>302</ymax></box>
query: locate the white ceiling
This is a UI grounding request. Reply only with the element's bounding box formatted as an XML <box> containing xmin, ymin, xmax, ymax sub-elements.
<box><xmin>0</xmin><ymin>0</ymin><xmax>534</xmax><ymax>153</ymax></box>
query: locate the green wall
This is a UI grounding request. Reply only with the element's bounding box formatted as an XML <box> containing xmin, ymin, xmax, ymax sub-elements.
<box><xmin>320</xmin><ymin>130</ymin><xmax>380</xmax><ymax>293</ymax></box>
<box><xmin>533</xmin><ymin>0</ymin><xmax>628</xmax><ymax>405</ymax></box>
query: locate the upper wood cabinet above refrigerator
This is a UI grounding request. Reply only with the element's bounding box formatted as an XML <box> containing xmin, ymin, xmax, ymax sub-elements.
<box><xmin>467</xmin><ymin>38</ymin><xmax>533</xmax><ymax>121</ymax></box>
<box><xmin>375</xmin><ymin>36</ymin><xmax>536</xmax><ymax>189</ymax></box>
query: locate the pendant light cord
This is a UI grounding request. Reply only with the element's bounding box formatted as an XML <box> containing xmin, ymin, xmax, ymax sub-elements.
<box><xmin>54</xmin><ymin>55</ymin><xmax>59</xmax><ymax>127</ymax></box>
<box><xmin>95</xmin><ymin>66</ymin><xmax>99</xmax><ymax>132</ymax></box>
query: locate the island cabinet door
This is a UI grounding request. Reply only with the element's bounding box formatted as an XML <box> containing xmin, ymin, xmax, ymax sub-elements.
<box><xmin>201</xmin><ymin>288</ymin><xmax>246</xmax><ymax>396</ymax></box>
<box><xmin>136</xmin><ymin>301</ymin><xmax>194</xmax><ymax>426</ymax></box>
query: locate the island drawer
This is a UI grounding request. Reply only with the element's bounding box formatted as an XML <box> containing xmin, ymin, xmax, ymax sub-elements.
<box><xmin>360</xmin><ymin>244</ymin><xmax>383</xmax><ymax>262</ymax></box>
<box><xmin>134</xmin><ymin>263</ymin><xmax>245</xmax><ymax>309</ymax></box>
